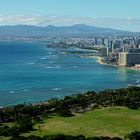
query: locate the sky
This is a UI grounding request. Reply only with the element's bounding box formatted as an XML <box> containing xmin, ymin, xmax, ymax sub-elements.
<box><xmin>0</xmin><ymin>0</ymin><xmax>140</xmax><ymax>31</ymax></box>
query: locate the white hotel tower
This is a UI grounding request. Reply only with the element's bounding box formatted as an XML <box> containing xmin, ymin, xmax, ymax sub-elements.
<box><xmin>118</xmin><ymin>48</ymin><xmax>140</xmax><ymax>67</ymax></box>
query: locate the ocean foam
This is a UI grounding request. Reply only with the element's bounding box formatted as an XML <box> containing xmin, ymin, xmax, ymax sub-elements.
<box><xmin>46</xmin><ymin>66</ymin><xmax>61</xmax><ymax>69</ymax></box>
<box><xmin>52</xmin><ymin>88</ymin><xmax>62</xmax><ymax>91</ymax></box>
<box><xmin>73</xmin><ymin>66</ymin><xmax>78</xmax><ymax>68</ymax></box>
<box><xmin>9</xmin><ymin>91</ymin><xmax>15</xmax><ymax>93</ymax></box>
<box><xmin>27</xmin><ymin>62</ymin><xmax>35</xmax><ymax>65</ymax></box>
<box><xmin>48</xmin><ymin>52</ymin><xmax>52</xmax><ymax>55</ymax></box>
<box><xmin>23</xmin><ymin>89</ymin><xmax>29</xmax><ymax>92</ymax></box>
<box><xmin>40</xmin><ymin>57</ymin><xmax>47</xmax><ymax>60</ymax></box>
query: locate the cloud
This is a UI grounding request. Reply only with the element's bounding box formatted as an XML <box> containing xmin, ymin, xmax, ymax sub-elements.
<box><xmin>0</xmin><ymin>15</ymin><xmax>140</xmax><ymax>32</ymax></box>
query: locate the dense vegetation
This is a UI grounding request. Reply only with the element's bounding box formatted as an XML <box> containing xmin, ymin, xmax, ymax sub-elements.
<box><xmin>8</xmin><ymin>133</ymin><xmax>128</xmax><ymax>140</ymax></box>
<box><xmin>5</xmin><ymin>131</ymin><xmax>140</xmax><ymax>140</ymax></box>
<box><xmin>0</xmin><ymin>86</ymin><xmax>140</xmax><ymax>139</ymax></box>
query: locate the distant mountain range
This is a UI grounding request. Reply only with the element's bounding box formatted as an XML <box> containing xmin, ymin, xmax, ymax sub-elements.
<box><xmin>0</xmin><ymin>24</ymin><xmax>139</xmax><ymax>37</ymax></box>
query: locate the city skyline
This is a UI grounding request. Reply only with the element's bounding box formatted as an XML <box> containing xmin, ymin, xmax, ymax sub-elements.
<box><xmin>0</xmin><ymin>0</ymin><xmax>140</xmax><ymax>31</ymax></box>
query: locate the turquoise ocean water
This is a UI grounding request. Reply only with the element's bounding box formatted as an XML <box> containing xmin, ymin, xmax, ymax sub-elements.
<box><xmin>0</xmin><ymin>40</ymin><xmax>140</xmax><ymax>106</ymax></box>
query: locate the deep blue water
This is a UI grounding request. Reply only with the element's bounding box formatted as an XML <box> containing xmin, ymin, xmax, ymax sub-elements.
<box><xmin>0</xmin><ymin>40</ymin><xmax>140</xmax><ymax>106</ymax></box>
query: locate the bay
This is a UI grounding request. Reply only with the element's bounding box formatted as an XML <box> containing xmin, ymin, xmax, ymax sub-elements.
<box><xmin>0</xmin><ymin>40</ymin><xmax>139</xmax><ymax>106</ymax></box>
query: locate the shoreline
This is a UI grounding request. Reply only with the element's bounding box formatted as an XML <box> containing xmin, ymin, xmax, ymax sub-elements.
<box><xmin>1</xmin><ymin>85</ymin><xmax>140</xmax><ymax>108</ymax></box>
<box><xmin>85</xmin><ymin>55</ymin><xmax>140</xmax><ymax>71</ymax></box>
<box><xmin>73</xmin><ymin>49</ymin><xmax>140</xmax><ymax>71</ymax></box>
<box><xmin>100</xmin><ymin>61</ymin><xmax>140</xmax><ymax>71</ymax></box>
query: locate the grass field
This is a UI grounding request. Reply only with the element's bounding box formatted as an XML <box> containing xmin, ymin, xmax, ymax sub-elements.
<box><xmin>1</xmin><ymin>106</ymin><xmax>140</xmax><ymax>140</ymax></box>
<box><xmin>25</xmin><ymin>107</ymin><xmax>140</xmax><ymax>138</ymax></box>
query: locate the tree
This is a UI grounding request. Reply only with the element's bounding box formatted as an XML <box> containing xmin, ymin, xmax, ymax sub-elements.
<box><xmin>125</xmin><ymin>131</ymin><xmax>140</xmax><ymax>140</ymax></box>
<box><xmin>16</xmin><ymin>115</ymin><xmax>33</xmax><ymax>132</ymax></box>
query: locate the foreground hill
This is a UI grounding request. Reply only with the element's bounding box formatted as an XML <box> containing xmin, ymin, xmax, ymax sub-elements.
<box><xmin>0</xmin><ymin>86</ymin><xmax>140</xmax><ymax>140</ymax></box>
<box><xmin>0</xmin><ymin>24</ymin><xmax>139</xmax><ymax>37</ymax></box>
<box><xmin>26</xmin><ymin>107</ymin><xmax>140</xmax><ymax>138</ymax></box>
<box><xmin>1</xmin><ymin>107</ymin><xmax>140</xmax><ymax>140</ymax></box>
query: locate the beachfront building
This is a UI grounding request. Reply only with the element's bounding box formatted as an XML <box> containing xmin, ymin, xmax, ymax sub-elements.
<box><xmin>118</xmin><ymin>52</ymin><xmax>140</xmax><ymax>66</ymax></box>
<box><xmin>118</xmin><ymin>52</ymin><xmax>127</xmax><ymax>66</ymax></box>
<box><xmin>100</xmin><ymin>47</ymin><xmax>109</xmax><ymax>57</ymax></box>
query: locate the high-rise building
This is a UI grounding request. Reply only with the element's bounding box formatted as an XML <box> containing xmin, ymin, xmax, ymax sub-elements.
<box><xmin>118</xmin><ymin>52</ymin><xmax>140</xmax><ymax>66</ymax></box>
<box><xmin>101</xmin><ymin>38</ymin><xmax>105</xmax><ymax>46</ymax></box>
<box><xmin>118</xmin><ymin>52</ymin><xmax>127</xmax><ymax>66</ymax></box>
<box><xmin>100</xmin><ymin>47</ymin><xmax>108</xmax><ymax>57</ymax></box>
<box><xmin>95</xmin><ymin>37</ymin><xmax>98</xmax><ymax>45</ymax></box>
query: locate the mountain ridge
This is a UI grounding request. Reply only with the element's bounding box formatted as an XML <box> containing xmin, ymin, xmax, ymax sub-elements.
<box><xmin>0</xmin><ymin>24</ymin><xmax>139</xmax><ymax>37</ymax></box>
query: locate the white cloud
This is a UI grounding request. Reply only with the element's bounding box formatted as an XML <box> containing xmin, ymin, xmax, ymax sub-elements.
<box><xmin>126</xmin><ymin>17</ymin><xmax>133</xmax><ymax>20</ymax></box>
<box><xmin>0</xmin><ymin>15</ymin><xmax>139</xmax><ymax>32</ymax></box>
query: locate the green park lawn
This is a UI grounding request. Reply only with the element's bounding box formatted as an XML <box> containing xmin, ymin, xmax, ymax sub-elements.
<box><xmin>24</xmin><ymin>106</ymin><xmax>140</xmax><ymax>138</ymax></box>
<box><xmin>1</xmin><ymin>106</ymin><xmax>140</xmax><ymax>140</ymax></box>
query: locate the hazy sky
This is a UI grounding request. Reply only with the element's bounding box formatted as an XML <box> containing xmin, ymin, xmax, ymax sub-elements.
<box><xmin>0</xmin><ymin>0</ymin><xmax>140</xmax><ymax>31</ymax></box>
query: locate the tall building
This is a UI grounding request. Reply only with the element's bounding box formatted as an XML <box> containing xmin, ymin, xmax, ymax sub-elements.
<box><xmin>127</xmin><ymin>53</ymin><xmax>140</xmax><ymax>66</ymax></box>
<box><xmin>118</xmin><ymin>52</ymin><xmax>140</xmax><ymax>66</ymax></box>
<box><xmin>118</xmin><ymin>52</ymin><xmax>127</xmax><ymax>66</ymax></box>
<box><xmin>101</xmin><ymin>38</ymin><xmax>105</xmax><ymax>46</ymax></box>
<box><xmin>104</xmin><ymin>39</ymin><xmax>110</xmax><ymax>47</ymax></box>
<box><xmin>100</xmin><ymin>47</ymin><xmax>108</xmax><ymax>57</ymax></box>
<box><xmin>95</xmin><ymin>37</ymin><xmax>98</xmax><ymax>45</ymax></box>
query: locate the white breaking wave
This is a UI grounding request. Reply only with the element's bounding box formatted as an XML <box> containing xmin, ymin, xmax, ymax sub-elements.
<box><xmin>48</xmin><ymin>52</ymin><xmax>52</xmax><ymax>55</ymax></box>
<box><xmin>50</xmin><ymin>55</ymin><xmax>58</xmax><ymax>59</ymax></box>
<box><xmin>46</xmin><ymin>66</ymin><xmax>61</xmax><ymax>69</ymax></box>
<box><xmin>9</xmin><ymin>91</ymin><xmax>15</xmax><ymax>93</ymax></box>
<box><xmin>40</xmin><ymin>57</ymin><xmax>48</xmax><ymax>60</ymax></box>
<box><xmin>40</xmin><ymin>55</ymin><xmax>58</xmax><ymax>60</ymax></box>
<box><xmin>23</xmin><ymin>89</ymin><xmax>29</xmax><ymax>92</ymax></box>
<box><xmin>52</xmin><ymin>88</ymin><xmax>62</xmax><ymax>91</ymax></box>
<box><xmin>27</xmin><ymin>62</ymin><xmax>35</xmax><ymax>65</ymax></box>
<box><xmin>73</xmin><ymin>66</ymin><xmax>78</xmax><ymax>68</ymax></box>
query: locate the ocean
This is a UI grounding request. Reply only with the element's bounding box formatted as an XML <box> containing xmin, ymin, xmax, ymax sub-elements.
<box><xmin>0</xmin><ymin>40</ymin><xmax>140</xmax><ymax>106</ymax></box>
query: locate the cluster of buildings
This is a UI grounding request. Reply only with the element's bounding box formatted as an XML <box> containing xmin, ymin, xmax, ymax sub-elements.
<box><xmin>98</xmin><ymin>36</ymin><xmax>140</xmax><ymax>68</ymax></box>
<box><xmin>118</xmin><ymin>47</ymin><xmax>140</xmax><ymax>67</ymax></box>
<box><xmin>47</xmin><ymin>36</ymin><xmax>140</xmax><ymax>68</ymax></box>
